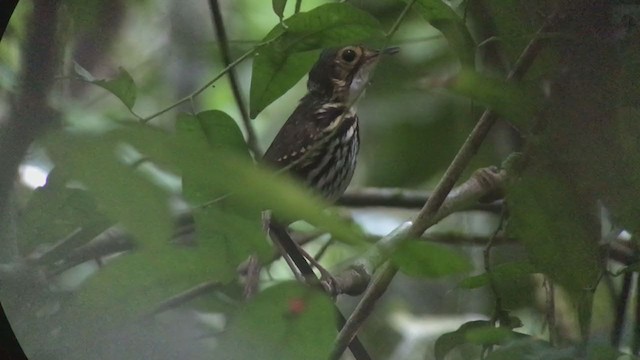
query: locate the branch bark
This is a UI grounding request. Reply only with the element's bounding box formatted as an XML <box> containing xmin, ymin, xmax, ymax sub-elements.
<box><xmin>0</xmin><ymin>0</ymin><xmax>62</xmax><ymax>259</ymax></box>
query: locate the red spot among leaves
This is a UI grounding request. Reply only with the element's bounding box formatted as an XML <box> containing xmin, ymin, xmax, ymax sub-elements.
<box><xmin>288</xmin><ymin>298</ymin><xmax>306</xmax><ymax>315</ymax></box>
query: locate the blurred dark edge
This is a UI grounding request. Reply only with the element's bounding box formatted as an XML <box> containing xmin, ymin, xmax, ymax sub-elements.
<box><xmin>1</xmin><ymin>2</ymin><xmax>28</xmax><ymax>358</ymax></box>
<box><xmin>0</xmin><ymin>303</ymin><xmax>27</xmax><ymax>360</ymax></box>
<box><xmin>0</xmin><ymin>0</ymin><xmax>19</xmax><ymax>40</ymax></box>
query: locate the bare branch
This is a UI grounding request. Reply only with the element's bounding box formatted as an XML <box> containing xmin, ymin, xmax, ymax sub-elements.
<box><xmin>337</xmin><ymin>187</ymin><xmax>502</xmax><ymax>213</ymax></box>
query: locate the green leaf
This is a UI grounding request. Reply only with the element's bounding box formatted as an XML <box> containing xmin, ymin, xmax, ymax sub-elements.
<box><xmin>217</xmin><ymin>282</ymin><xmax>335</xmax><ymax>360</ymax></box>
<box><xmin>176</xmin><ymin>111</ymin><xmax>249</xmax><ymax>203</ymax></box>
<box><xmin>170</xmin><ymin>113</ymin><xmax>367</xmax><ymax>247</ymax></box>
<box><xmin>506</xmin><ymin>165</ymin><xmax>602</xmax><ymax>297</ymax></box>
<box><xmin>250</xmin><ymin>3</ymin><xmax>385</xmax><ymax>117</ymax></box>
<box><xmin>434</xmin><ymin>320</ymin><xmax>491</xmax><ymax>360</ymax></box>
<box><xmin>190</xmin><ymin>206</ymin><xmax>268</xmax><ymax>282</ymax></box>
<box><xmin>272</xmin><ymin>0</ymin><xmax>287</xmax><ymax>19</ymax></box>
<box><xmin>73</xmin><ymin>63</ymin><xmax>138</xmax><ymax>110</ymax></box>
<box><xmin>465</xmin><ymin>327</ymin><xmax>527</xmax><ymax>345</ymax></box>
<box><xmin>391</xmin><ymin>241</ymin><xmax>471</xmax><ymax>278</ymax></box>
<box><xmin>408</xmin><ymin>0</ymin><xmax>475</xmax><ymax>66</ymax></box>
<box><xmin>485</xmin><ymin>339</ymin><xmax>571</xmax><ymax>360</ymax></box>
<box><xmin>45</xmin><ymin>131</ymin><xmax>172</xmax><ymax>249</ymax></box>
<box><xmin>449</xmin><ymin>69</ymin><xmax>539</xmax><ymax>130</ymax></box>
<box><xmin>60</xmin><ymin>237</ymin><xmax>228</xmax><ymax>337</ymax></box>
<box><xmin>458</xmin><ymin>261</ymin><xmax>536</xmax><ymax>289</ymax></box>
<box><xmin>18</xmin><ymin>169</ymin><xmax>112</xmax><ymax>256</ymax></box>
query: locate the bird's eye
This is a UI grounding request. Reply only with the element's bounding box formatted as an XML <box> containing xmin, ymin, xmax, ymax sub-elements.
<box><xmin>341</xmin><ymin>49</ymin><xmax>357</xmax><ymax>63</ymax></box>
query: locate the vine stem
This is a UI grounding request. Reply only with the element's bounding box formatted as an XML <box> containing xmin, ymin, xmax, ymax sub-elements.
<box><xmin>140</xmin><ymin>34</ymin><xmax>282</xmax><ymax>124</ymax></box>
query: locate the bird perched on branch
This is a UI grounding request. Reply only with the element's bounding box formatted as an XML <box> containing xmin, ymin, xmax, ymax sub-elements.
<box><xmin>262</xmin><ymin>45</ymin><xmax>399</xmax><ymax>281</ymax></box>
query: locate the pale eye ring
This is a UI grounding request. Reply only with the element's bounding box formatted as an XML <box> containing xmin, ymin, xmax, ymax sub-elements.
<box><xmin>341</xmin><ymin>49</ymin><xmax>357</xmax><ymax>63</ymax></box>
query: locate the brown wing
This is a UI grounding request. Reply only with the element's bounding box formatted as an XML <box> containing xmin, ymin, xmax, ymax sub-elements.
<box><xmin>262</xmin><ymin>98</ymin><xmax>346</xmax><ymax>171</ymax></box>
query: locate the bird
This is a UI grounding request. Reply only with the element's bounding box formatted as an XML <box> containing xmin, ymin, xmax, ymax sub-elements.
<box><xmin>262</xmin><ymin>45</ymin><xmax>398</xmax><ymax>281</ymax></box>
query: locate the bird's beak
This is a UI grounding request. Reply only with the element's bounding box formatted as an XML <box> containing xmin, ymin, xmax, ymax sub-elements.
<box><xmin>382</xmin><ymin>46</ymin><xmax>400</xmax><ymax>55</ymax></box>
<box><xmin>364</xmin><ymin>47</ymin><xmax>400</xmax><ymax>63</ymax></box>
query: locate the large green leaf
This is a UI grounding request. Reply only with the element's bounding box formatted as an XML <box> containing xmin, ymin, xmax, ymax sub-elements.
<box><xmin>103</xmin><ymin>120</ymin><xmax>366</xmax><ymax>246</ymax></box>
<box><xmin>217</xmin><ymin>282</ymin><xmax>335</xmax><ymax>360</ymax></box>
<box><xmin>46</xmin><ymin>132</ymin><xmax>173</xmax><ymax>250</ymax></box>
<box><xmin>176</xmin><ymin>111</ymin><xmax>269</xmax><ymax>281</ymax></box>
<box><xmin>506</xmin><ymin>165</ymin><xmax>602</xmax><ymax>297</ymax></box>
<box><xmin>58</xmin><ymin>236</ymin><xmax>229</xmax><ymax>340</ymax></box>
<box><xmin>250</xmin><ymin>3</ymin><xmax>385</xmax><ymax>117</ymax></box>
<box><xmin>18</xmin><ymin>169</ymin><xmax>111</xmax><ymax>256</ymax></box>
<box><xmin>408</xmin><ymin>0</ymin><xmax>475</xmax><ymax>66</ymax></box>
<box><xmin>391</xmin><ymin>241</ymin><xmax>471</xmax><ymax>278</ymax></box>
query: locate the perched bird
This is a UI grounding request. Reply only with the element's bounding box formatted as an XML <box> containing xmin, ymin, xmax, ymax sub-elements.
<box><xmin>262</xmin><ymin>45</ymin><xmax>398</xmax><ymax>278</ymax></box>
<box><xmin>263</xmin><ymin>45</ymin><xmax>398</xmax><ymax>201</ymax></box>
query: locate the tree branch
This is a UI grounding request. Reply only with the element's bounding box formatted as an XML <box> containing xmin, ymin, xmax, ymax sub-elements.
<box><xmin>337</xmin><ymin>187</ymin><xmax>502</xmax><ymax>213</ymax></box>
<box><xmin>208</xmin><ymin>0</ymin><xmax>261</xmax><ymax>157</ymax></box>
<box><xmin>0</xmin><ymin>0</ymin><xmax>61</xmax><ymax>260</ymax></box>
<box><xmin>330</xmin><ymin>12</ymin><xmax>559</xmax><ymax>358</ymax></box>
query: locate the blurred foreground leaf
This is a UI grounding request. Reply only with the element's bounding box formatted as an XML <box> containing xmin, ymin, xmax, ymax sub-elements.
<box><xmin>458</xmin><ymin>261</ymin><xmax>536</xmax><ymax>289</ymax></box>
<box><xmin>217</xmin><ymin>282</ymin><xmax>334</xmax><ymax>360</ymax></box>
<box><xmin>408</xmin><ymin>0</ymin><xmax>475</xmax><ymax>66</ymax></box>
<box><xmin>392</xmin><ymin>241</ymin><xmax>471</xmax><ymax>278</ymax></box>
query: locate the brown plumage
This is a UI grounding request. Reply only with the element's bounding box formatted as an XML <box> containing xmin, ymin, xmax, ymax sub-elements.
<box><xmin>263</xmin><ymin>45</ymin><xmax>389</xmax><ymax>201</ymax></box>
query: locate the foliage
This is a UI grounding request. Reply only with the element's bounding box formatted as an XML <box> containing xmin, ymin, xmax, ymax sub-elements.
<box><xmin>1</xmin><ymin>1</ymin><xmax>639</xmax><ymax>360</ymax></box>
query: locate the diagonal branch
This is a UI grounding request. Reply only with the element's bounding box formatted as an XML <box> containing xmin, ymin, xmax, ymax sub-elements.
<box><xmin>330</xmin><ymin>12</ymin><xmax>560</xmax><ymax>359</ymax></box>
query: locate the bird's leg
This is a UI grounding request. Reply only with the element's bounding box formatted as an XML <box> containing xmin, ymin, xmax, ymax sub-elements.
<box><xmin>292</xmin><ymin>243</ymin><xmax>338</xmax><ymax>294</ymax></box>
<box><xmin>265</xmin><ymin>214</ymin><xmax>338</xmax><ymax>295</ymax></box>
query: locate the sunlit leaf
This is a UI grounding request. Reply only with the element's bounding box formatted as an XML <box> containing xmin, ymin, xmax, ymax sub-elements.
<box><xmin>250</xmin><ymin>3</ymin><xmax>385</xmax><ymax>117</ymax></box>
<box><xmin>217</xmin><ymin>282</ymin><xmax>334</xmax><ymax>360</ymax></box>
<box><xmin>73</xmin><ymin>63</ymin><xmax>137</xmax><ymax>110</ymax></box>
<box><xmin>408</xmin><ymin>0</ymin><xmax>475</xmax><ymax>66</ymax></box>
<box><xmin>391</xmin><ymin>241</ymin><xmax>471</xmax><ymax>278</ymax></box>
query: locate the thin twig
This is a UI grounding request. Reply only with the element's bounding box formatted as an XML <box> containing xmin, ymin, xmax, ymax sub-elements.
<box><xmin>294</xmin><ymin>0</ymin><xmax>302</xmax><ymax>14</ymax></box>
<box><xmin>208</xmin><ymin>0</ymin><xmax>261</xmax><ymax>157</ymax></box>
<box><xmin>481</xmin><ymin>213</ymin><xmax>505</xmax><ymax>359</ymax></box>
<box><xmin>143</xmin><ymin>281</ymin><xmax>222</xmax><ymax>319</ymax></box>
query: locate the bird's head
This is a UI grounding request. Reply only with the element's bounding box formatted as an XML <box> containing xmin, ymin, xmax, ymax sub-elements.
<box><xmin>307</xmin><ymin>45</ymin><xmax>398</xmax><ymax>104</ymax></box>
